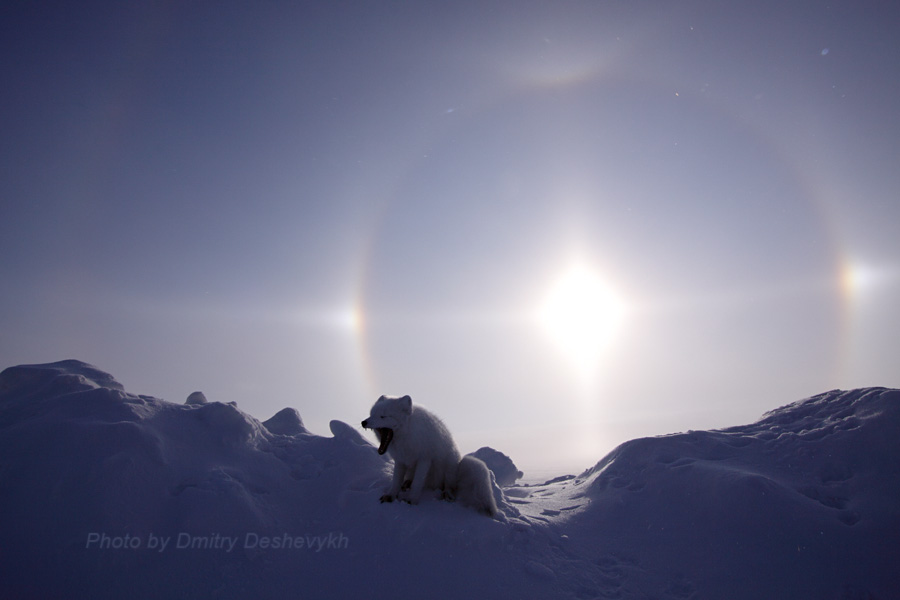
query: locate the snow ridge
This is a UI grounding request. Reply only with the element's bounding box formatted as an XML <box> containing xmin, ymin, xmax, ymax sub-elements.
<box><xmin>1</xmin><ymin>361</ymin><xmax>898</xmax><ymax>599</ymax></box>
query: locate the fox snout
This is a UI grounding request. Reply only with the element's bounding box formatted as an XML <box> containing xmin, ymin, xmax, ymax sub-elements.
<box><xmin>361</xmin><ymin>419</ymin><xmax>369</xmax><ymax>428</ymax></box>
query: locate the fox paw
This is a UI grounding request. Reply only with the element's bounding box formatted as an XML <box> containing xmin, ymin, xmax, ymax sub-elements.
<box><xmin>379</xmin><ymin>494</ymin><xmax>395</xmax><ymax>503</ymax></box>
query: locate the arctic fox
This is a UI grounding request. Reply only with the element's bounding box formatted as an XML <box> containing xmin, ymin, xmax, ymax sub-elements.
<box><xmin>362</xmin><ymin>395</ymin><xmax>460</xmax><ymax>505</ymax></box>
<box><xmin>362</xmin><ymin>395</ymin><xmax>497</xmax><ymax>517</ymax></box>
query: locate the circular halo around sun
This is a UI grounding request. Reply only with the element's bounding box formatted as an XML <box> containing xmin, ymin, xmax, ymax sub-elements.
<box><xmin>536</xmin><ymin>264</ymin><xmax>627</xmax><ymax>376</ymax></box>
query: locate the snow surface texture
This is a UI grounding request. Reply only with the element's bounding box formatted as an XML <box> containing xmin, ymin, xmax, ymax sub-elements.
<box><xmin>0</xmin><ymin>360</ymin><xmax>898</xmax><ymax>599</ymax></box>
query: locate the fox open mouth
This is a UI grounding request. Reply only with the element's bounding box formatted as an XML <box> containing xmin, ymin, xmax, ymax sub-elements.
<box><xmin>374</xmin><ymin>427</ymin><xmax>393</xmax><ymax>455</ymax></box>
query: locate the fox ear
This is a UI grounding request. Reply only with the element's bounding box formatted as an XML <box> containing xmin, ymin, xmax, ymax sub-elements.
<box><xmin>399</xmin><ymin>395</ymin><xmax>412</xmax><ymax>413</ymax></box>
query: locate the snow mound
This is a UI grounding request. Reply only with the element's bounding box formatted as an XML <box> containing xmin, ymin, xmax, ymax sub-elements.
<box><xmin>328</xmin><ymin>418</ymin><xmax>371</xmax><ymax>445</ymax></box>
<box><xmin>1</xmin><ymin>362</ymin><xmax>898</xmax><ymax>599</ymax></box>
<box><xmin>262</xmin><ymin>407</ymin><xmax>307</xmax><ymax>435</ymax></box>
<box><xmin>511</xmin><ymin>388</ymin><xmax>900</xmax><ymax>598</ymax></box>
<box><xmin>468</xmin><ymin>446</ymin><xmax>524</xmax><ymax>486</ymax></box>
<box><xmin>185</xmin><ymin>391</ymin><xmax>208</xmax><ymax>405</ymax></box>
<box><xmin>0</xmin><ymin>359</ymin><xmax>124</xmax><ymax>399</ymax></box>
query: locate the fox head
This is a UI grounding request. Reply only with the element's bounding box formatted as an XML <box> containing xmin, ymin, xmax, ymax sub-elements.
<box><xmin>361</xmin><ymin>395</ymin><xmax>413</xmax><ymax>455</ymax></box>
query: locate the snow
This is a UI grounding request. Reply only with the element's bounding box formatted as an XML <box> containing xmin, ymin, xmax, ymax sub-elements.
<box><xmin>262</xmin><ymin>407</ymin><xmax>307</xmax><ymax>436</ymax></box>
<box><xmin>468</xmin><ymin>446</ymin><xmax>524</xmax><ymax>487</ymax></box>
<box><xmin>185</xmin><ymin>391</ymin><xmax>209</xmax><ymax>406</ymax></box>
<box><xmin>1</xmin><ymin>360</ymin><xmax>898</xmax><ymax>599</ymax></box>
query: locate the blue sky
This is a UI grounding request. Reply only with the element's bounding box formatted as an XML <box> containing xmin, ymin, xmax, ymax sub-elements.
<box><xmin>2</xmin><ymin>1</ymin><xmax>898</xmax><ymax>472</ymax></box>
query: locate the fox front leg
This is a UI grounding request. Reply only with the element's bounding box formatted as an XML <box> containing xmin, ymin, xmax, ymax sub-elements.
<box><xmin>381</xmin><ymin>462</ymin><xmax>407</xmax><ymax>503</ymax></box>
<box><xmin>404</xmin><ymin>458</ymin><xmax>431</xmax><ymax>504</ymax></box>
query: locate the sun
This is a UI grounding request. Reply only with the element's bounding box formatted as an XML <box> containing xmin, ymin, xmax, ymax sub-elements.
<box><xmin>536</xmin><ymin>264</ymin><xmax>627</xmax><ymax>375</ymax></box>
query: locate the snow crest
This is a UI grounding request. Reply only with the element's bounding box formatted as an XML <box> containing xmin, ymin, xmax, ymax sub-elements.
<box><xmin>1</xmin><ymin>362</ymin><xmax>898</xmax><ymax>599</ymax></box>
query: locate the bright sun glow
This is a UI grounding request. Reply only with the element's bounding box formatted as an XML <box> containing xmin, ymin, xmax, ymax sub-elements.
<box><xmin>537</xmin><ymin>264</ymin><xmax>627</xmax><ymax>375</ymax></box>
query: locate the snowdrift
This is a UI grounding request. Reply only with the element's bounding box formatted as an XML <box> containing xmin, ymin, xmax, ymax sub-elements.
<box><xmin>0</xmin><ymin>360</ymin><xmax>897</xmax><ymax>599</ymax></box>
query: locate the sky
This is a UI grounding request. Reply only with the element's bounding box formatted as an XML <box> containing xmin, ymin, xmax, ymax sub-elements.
<box><xmin>2</xmin><ymin>0</ymin><xmax>898</xmax><ymax>473</ymax></box>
